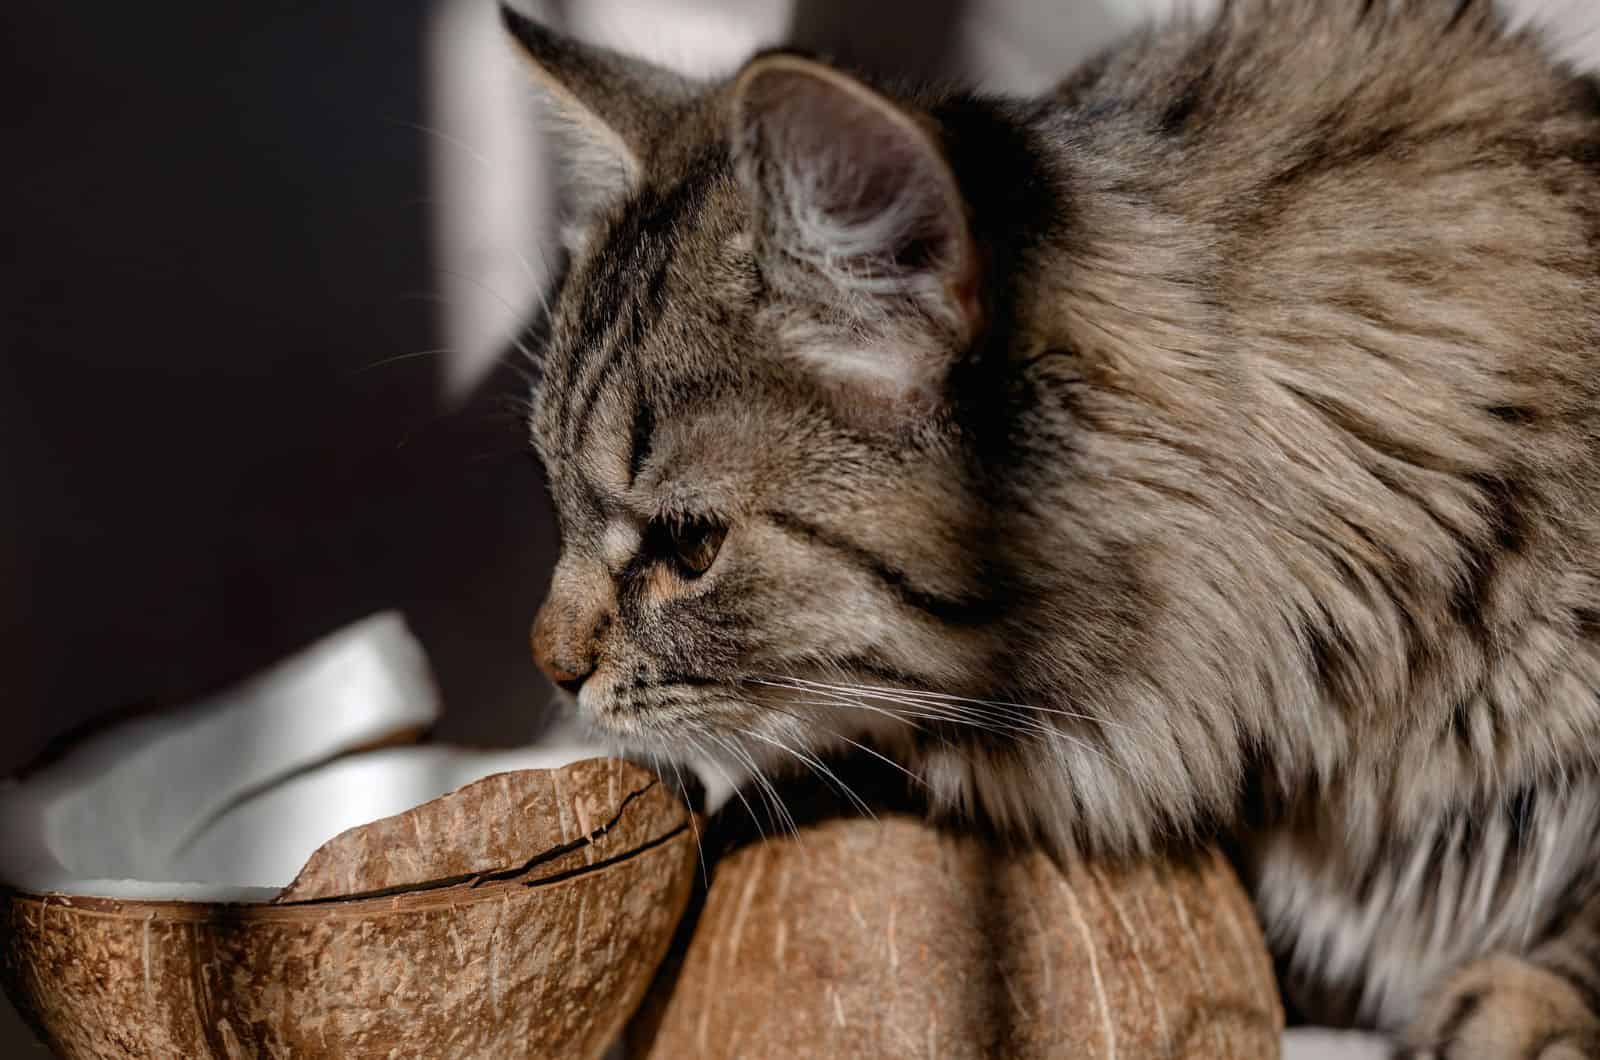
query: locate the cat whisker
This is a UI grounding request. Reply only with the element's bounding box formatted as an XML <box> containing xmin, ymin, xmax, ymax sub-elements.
<box><xmin>706</xmin><ymin>730</ymin><xmax>804</xmax><ymax>847</ymax></box>
<box><xmin>391</xmin><ymin>117</ymin><xmax>493</xmax><ymax>168</ymax></box>
<box><xmin>691</xmin><ymin>732</ymin><xmax>771</xmax><ymax>850</ymax></box>
<box><xmin>746</xmin><ymin>679</ymin><xmax>928</xmax><ymax>734</ymax></box>
<box><xmin>649</xmin><ymin>732</ymin><xmax>710</xmax><ymax>891</ymax></box>
<box><xmin>749</xmin><ymin>676</ymin><xmax>1133</xmax><ymax>780</ymax></box>
<box><xmin>735</xmin><ymin>726</ymin><xmax>878</xmax><ymax>823</ymax></box>
<box><xmin>402</xmin><ymin>286</ymin><xmax>546</xmax><ymax>370</ymax></box>
<box><xmin>391</xmin><ymin>116</ymin><xmax>560</xmax><ymax>291</ymax></box>
<box><xmin>769</xmin><ymin>674</ymin><xmax>1142</xmax><ymax>735</ymax></box>
<box><xmin>348</xmin><ymin>348</ymin><xmax>458</xmax><ymax>377</ymax></box>
<box><xmin>752</xmin><ymin>677</ymin><xmax>1060</xmax><ymax>743</ymax></box>
<box><xmin>433</xmin><ymin>266</ymin><xmax>541</xmax><ymax>321</ymax></box>
<box><xmin>674</xmin><ymin>731</ymin><xmax>718</xmax><ymax>891</ymax></box>
<box><xmin>744</xmin><ymin>697</ymin><xmax>928</xmax><ymax>789</ymax></box>
<box><xmin>759</xmin><ymin>676</ymin><xmax>1120</xmax><ymax>748</ymax></box>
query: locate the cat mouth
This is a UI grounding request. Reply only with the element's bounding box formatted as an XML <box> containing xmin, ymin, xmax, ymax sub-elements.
<box><xmin>573</xmin><ymin>664</ymin><xmax>935</xmax><ymax>766</ymax></box>
<box><xmin>575</xmin><ymin>672</ymin><xmax>745</xmax><ymax>735</ymax></box>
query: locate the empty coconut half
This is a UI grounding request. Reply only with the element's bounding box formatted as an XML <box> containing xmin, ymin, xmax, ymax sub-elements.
<box><xmin>0</xmin><ymin>615</ymin><xmax>697</xmax><ymax>1060</ymax></box>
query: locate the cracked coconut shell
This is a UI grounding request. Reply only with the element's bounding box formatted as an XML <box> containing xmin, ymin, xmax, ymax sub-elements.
<box><xmin>1</xmin><ymin>757</ymin><xmax>695</xmax><ymax>1060</ymax></box>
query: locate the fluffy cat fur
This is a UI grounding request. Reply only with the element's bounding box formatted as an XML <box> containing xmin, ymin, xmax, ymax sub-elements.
<box><xmin>505</xmin><ymin>0</ymin><xmax>1600</xmax><ymax>1051</ymax></box>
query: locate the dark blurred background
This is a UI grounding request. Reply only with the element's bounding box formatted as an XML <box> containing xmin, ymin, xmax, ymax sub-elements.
<box><xmin>2</xmin><ymin>0</ymin><xmax>565</xmax><ymax>777</ymax></box>
<box><xmin>0</xmin><ymin>0</ymin><xmax>1121</xmax><ymax>1048</ymax></box>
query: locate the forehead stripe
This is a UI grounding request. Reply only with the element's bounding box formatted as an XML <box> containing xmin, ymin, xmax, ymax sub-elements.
<box><xmin>552</xmin><ymin>251</ymin><xmax>624</xmax><ymax>414</ymax></box>
<box><xmin>559</xmin><ymin>198</ymin><xmax>689</xmax><ymax>459</ymax></box>
<box><xmin>627</xmin><ymin>399</ymin><xmax>656</xmax><ymax>487</ymax></box>
<box><xmin>564</xmin><ymin>264</ymin><xmax>671</xmax><ymax>460</ymax></box>
<box><xmin>557</xmin><ymin>267</ymin><xmax>640</xmax><ymax>454</ymax></box>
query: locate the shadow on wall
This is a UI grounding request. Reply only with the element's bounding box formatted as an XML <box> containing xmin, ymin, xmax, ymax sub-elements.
<box><xmin>787</xmin><ymin>0</ymin><xmax>970</xmax><ymax>80</ymax></box>
<box><xmin>0</xmin><ymin>0</ymin><xmax>564</xmax><ymax>782</ymax></box>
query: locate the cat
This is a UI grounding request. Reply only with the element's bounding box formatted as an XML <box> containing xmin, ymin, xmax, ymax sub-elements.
<box><xmin>503</xmin><ymin>0</ymin><xmax>1600</xmax><ymax>1054</ymax></box>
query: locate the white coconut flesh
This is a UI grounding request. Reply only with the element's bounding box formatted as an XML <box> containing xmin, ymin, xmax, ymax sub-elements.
<box><xmin>0</xmin><ymin>612</ymin><xmax>610</xmax><ymax>902</ymax></box>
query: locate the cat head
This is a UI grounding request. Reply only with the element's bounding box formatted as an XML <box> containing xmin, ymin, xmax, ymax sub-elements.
<box><xmin>505</xmin><ymin>7</ymin><xmax>1025</xmax><ymax>762</ymax></box>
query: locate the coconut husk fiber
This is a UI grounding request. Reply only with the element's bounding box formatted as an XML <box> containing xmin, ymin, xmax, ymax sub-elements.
<box><xmin>628</xmin><ymin>759</ymin><xmax>1282</xmax><ymax>1060</ymax></box>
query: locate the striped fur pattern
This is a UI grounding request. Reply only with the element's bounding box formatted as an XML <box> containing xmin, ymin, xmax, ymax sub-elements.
<box><xmin>503</xmin><ymin>0</ymin><xmax>1600</xmax><ymax>1044</ymax></box>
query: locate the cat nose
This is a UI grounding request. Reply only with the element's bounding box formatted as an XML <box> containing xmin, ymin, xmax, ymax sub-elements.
<box><xmin>533</xmin><ymin>555</ymin><xmax>616</xmax><ymax>696</ymax></box>
<box><xmin>530</xmin><ymin>604</ymin><xmax>601</xmax><ymax>695</ymax></box>
<box><xmin>547</xmin><ymin>663</ymin><xmax>592</xmax><ymax>697</ymax></box>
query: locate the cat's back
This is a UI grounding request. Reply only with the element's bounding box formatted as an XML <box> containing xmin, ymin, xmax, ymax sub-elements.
<box><xmin>1057</xmin><ymin>0</ymin><xmax>1600</xmax><ymax>158</ymax></box>
<box><xmin>999</xmin><ymin>0</ymin><xmax>1600</xmax><ymax>825</ymax></box>
<box><xmin>1047</xmin><ymin>0</ymin><xmax>1600</xmax><ymax>220</ymax></box>
<box><xmin>1029</xmin><ymin>0</ymin><xmax>1600</xmax><ymax>459</ymax></box>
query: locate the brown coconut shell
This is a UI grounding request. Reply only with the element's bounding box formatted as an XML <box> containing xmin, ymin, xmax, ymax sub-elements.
<box><xmin>1</xmin><ymin>757</ymin><xmax>695</xmax><ymax>1060</ymax></box>
<box><xmin>628</xmin><ymin>770</ymin><xmax>1282</xmax><ymax>1060</ymax></box>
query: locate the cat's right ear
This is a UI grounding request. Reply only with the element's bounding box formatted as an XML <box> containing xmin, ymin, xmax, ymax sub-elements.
<box><xmin>728</xmin><ymin>53</ymin><xmax>981</xmax><ymax>418</ymax></box>
<box><xmin>498</xmin><ymin>5</ymin><xmax>694</xmax><ymax>228</ymax></box>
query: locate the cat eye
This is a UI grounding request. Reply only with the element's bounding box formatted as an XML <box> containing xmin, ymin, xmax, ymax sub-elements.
<box><xmin>647</xmin><ymin>515</ymin><xmax>727</xmax><ymax>579</ymax></box>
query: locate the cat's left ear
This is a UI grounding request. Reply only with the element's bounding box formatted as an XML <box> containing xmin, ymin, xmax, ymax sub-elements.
<box><xmin>500</xmin><ymin>5</ymin><xmax>696</xmax><ymax>227</ymax></box>
<box><xmin>730</xmin><ymin>54</ymin><xmax>980</xmax><ymax>410</ymax></box>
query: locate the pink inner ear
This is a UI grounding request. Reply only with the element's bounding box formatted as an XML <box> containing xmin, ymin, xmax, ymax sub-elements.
<box><xmin>735</xmin><ymin>58</ymin><xmax>983</xmax><ymax>418</ymax></box>
<box><xmin>737</xmin><ymin>61</ymin><xmax>977</xmax><ymax>327</ymax></box>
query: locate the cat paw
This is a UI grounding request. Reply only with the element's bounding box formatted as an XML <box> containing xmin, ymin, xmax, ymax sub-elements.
<box><xmin>1396</xmin><ymin>954</ymin><xmax>1600</xmax><ymax>1059</ymax></box>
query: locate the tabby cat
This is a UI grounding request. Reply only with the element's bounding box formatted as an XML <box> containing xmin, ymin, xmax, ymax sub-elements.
<box><xmin>507</xmin><ymin>1</ymin><xmax>1600</xmax><ymax>1053</ymax></box>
